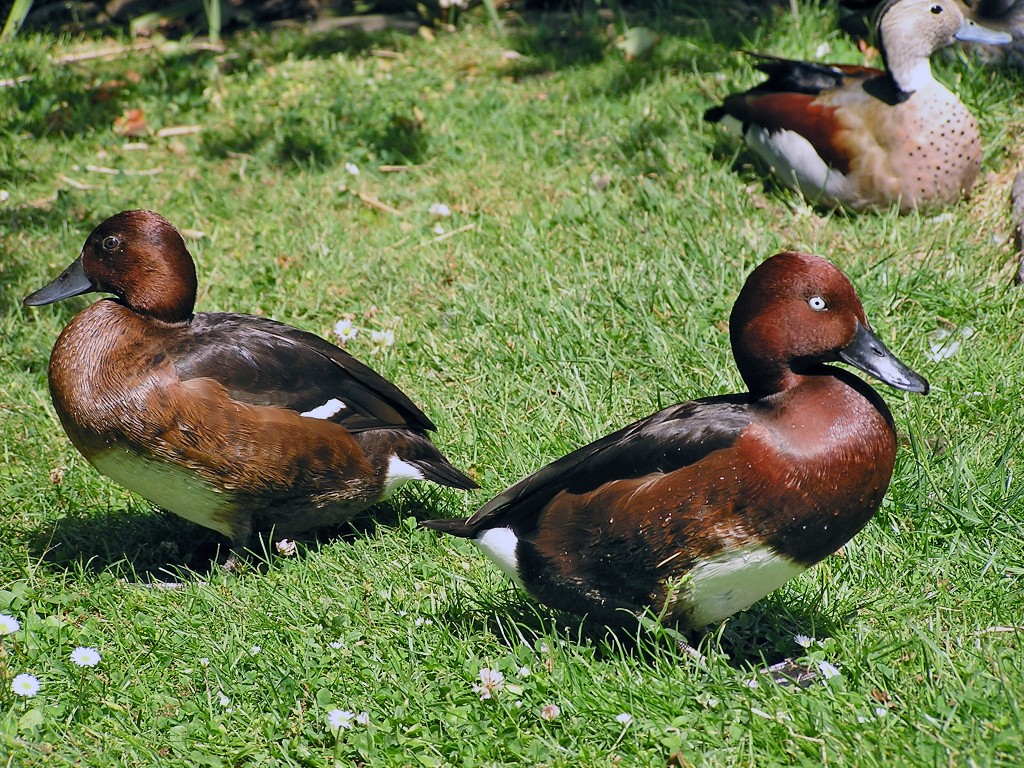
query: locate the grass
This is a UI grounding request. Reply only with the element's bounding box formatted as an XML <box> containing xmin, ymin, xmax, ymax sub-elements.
<box><xmin>1</xmin><ymin>1</ymin><xmax>1023</xmax><ymax>764</ymax></box>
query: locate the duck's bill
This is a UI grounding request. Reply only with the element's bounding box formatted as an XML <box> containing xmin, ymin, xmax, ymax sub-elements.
<box><xmin>839</xmin><ymin>322</ymin><xmax>930</xmax><ymax>394</ymax></box>
<box><xmin>955</xmin><ymin>19</ymin><xmax>1013</xmax><ymax>46</ymax></box>
<box><xmin>23</xmin><ymin>256</ymin><xmax>95</xmax><ymax>307</ymax></box>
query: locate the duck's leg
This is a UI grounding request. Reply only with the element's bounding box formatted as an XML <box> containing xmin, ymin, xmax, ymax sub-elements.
<box><xmin>1011</xmin><ymin>172</ymin><xmax>1024</xmax><ymax>285</ymax></box>
<box><xmin>219</xmin><ymin>521</ymin><xmax>261</xmax><ymax>573</ymax></box>
<box><xmin>760</xmin><ymin>658</ymin><xmax>827</xmax><ymax>688</ymax></box>
<box><xmin>676</xmin><ymin>637</ymin><xmax>707</xmax><ymax>665</ymax></box>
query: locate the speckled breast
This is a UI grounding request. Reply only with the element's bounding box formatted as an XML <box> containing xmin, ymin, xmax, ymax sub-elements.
<box><xmin>886</xmin><ymin>87</ymin><xmax>981</xmax><ymax>209</ymax></box>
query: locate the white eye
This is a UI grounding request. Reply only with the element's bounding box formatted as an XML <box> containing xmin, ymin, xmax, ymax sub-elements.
<box><xmin>808</xmin><ymin>296</ymin><xmax>828</xmax><ymax>311</ymax></box>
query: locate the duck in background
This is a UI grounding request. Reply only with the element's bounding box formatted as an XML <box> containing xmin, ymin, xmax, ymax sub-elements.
<box><xmin>24</xmin><ymin>210</ymin><xmax>476</xmax><ymax>564</ymax></box>
<box><xmin>705</xmin><ymin>0</ymin><xmax>1012</xmax><ymax>212</ymax></box>
<box><xmin>841</xmin><ymin>0</ymin><xmax>1024</xmax><ymax>64</ymax></box>
<box><xmin>423</xmin><ymin>252</ymin><xmax>928</xmax><ymax>644</ymax></box>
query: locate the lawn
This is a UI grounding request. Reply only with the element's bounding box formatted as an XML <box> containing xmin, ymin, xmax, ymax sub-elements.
<box><xmin>1</xmin><ymin>1</ymin><xmax>1023</xmax><ymax>765</ymax></box>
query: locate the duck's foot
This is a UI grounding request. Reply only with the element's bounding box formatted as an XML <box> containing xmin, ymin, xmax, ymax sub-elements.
<box><xmin>219</xmin><ymin>547</ymin><xmax>245</xmax><ymax>573</ymax></box>
<box><xmin>760</xmin><ymin>657</ymin><xmax>826</xmax><ymax>688</ymax></box>
<box><xmin>675</xmin><ymin>638</ymin><xmax>708</xmax><ymax>666</ymax></box>
<box><xmin>122</xmin><ymin>565</ymin><xmax>205</xmax><ymax>590</ymax></box>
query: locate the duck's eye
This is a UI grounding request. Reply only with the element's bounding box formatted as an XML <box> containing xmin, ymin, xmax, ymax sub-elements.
<box><xmin>808</xmin><ymin>296</ymin><xmax>828</xmax><ymax>311</ymax></box>
<box><xmin>101</xmin><ymin>235</ymin><xmax>120</xmax><ymax>251</ymax></box>
<box><xmin>930</xmin><ymin>4</ymin><xmax>943</xmax><ymax>13</ymax></box>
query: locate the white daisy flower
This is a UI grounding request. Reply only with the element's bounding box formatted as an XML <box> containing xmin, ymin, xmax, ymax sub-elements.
<box><xmin>218</xmin><ymin>691</ymin><xmax>231</xmax><ymax>707</ymax></box>
<box><xmin>615</xmin><ymin>712</ymin><xmax>633</xmax><ymax>725</ymax></box>
<box><xmin>817</xmin><ymin>660</ymin><xmax>841</xmax><ymax>679</ymax></box>
<box><xmin>70</xmin><ymin>646</ymin><xmax>101</xmax><ymax>667</ymax></box>
<box><xmin>334</xmin><ymin>318</ymin><xmax>358</xmax><ymax>344</ymax></box>
<box><xmin>329</xmin><ymin>641</ymin><xmax>343</xmax><ymax>649</ymax></box>
<box><xmin>0</xmin><ymin>613</ymin><xmax>20</xmax><ymax>635</ymax></box>
<box><xmin>429</xmin><ymin>202</ymin><xmax>451</xmax><ymax>216</ymax></box>
<box><xmin>199</xmin><ymin>657</ymin><xmax>210</xmax><ymax>667</ymax></box>
<box><xmin>328</xmin><ymin>709</ymin><xmax>354</xmax><ymax>730</ymax></box>
<box><xmin>794</xmin><ymin>634</ymin><xmax>814</xmax><ymax>648</ymax></box>
<box><xmin>354</xmin><ymin>711</ymin><xmax>370</xmax><ymax>726</ymax></box>
<box><xmin>344</xmin><ymin>163</ymin><xmax>360</xmax><ymax>176</ymax></box>
<box><xmin>540</xmin><ymin>703</ymin><xmax>560</xmax><ymax>720</ymax></box>
<box><xmin>433</xmin><ymin>224</ymin><xmax>445</xmax><ymax>235</ymax></box>
<box><xmin>250</xmin><ymin>645</ymin><xmax>261</xmax><ymax>655</ymax></box>
<box><xmin>12</xmin><ymin>673</ymin><xmax>40</xmax><ymax>697</ymax></box>
<box><xmin>370</xmin><ymin>329</ymin><xmax>395</xmax><ymax>351</ymax></box>
<box><xmin>472</xmin><ymin>668</ymin><xmax>505</xmax><ymax>700</ymax></box>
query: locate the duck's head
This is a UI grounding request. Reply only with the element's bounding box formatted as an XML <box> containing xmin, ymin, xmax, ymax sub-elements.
<box><xmin>24</xmin><ymin>210</ymin><xmax>198</xmax><ymax>324</ymax></box>
<box><xmin>729</xmin><ymin>251</ymin><xmax>929</xmax><ymax>398</ymax></box>
<box><xmin>876</xmin><ymin>0</ymin><xmax>1012</xmax><ymax>92</ymax></box>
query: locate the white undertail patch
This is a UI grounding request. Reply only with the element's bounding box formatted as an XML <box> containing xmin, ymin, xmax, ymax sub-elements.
<box><xmin>474</xmin><ymin>527</ymin><xmax>524</xmax><ymax>588</ymax></box>
<box><xmin>381</xmin><ymin>454</ymin><xmax>425</xmax><ymax>496</ymax></box>
<box><xmin>300</xmin><ymin>398</ymin><xmax>347</xmax><ymax>419</ymax></box>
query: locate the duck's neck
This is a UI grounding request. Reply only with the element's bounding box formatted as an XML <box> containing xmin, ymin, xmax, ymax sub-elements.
<box><xmin>883</xmin><ymin>46</ymin><xmax>936</xmax><ymax>95</ymax></box>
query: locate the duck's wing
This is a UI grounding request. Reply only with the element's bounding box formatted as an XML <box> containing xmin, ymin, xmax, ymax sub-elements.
<box><xmin>167</xmin><ymin>312</ymin><xmax>436</xmax><ymax>434</ymax></box>
<box><xmin>424</xmin><ymin>397</ymin><xmax>752</xmax><ymax>537</ymax></box>
<box><xmin>704</xmin><ymin>54</ymin><xmax>889</xmax><ymax>175</ymax></box>
<box><xmin>747</xmin><ymin>53</ymin><xmax>881</xmax><ymax>94</ymax></box>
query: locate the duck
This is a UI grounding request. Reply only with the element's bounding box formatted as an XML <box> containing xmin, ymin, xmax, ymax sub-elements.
<box><xmin>704</xmin><ymin>0</ymin><xmax>1012</xmax><ymax>212</ymax></box>
<box><xmin>24</xmin><ymin>210</ymin><xmax>477</xmax><ymax>558</ymax></box>
<box><xmin>423</xmin><ymin>252</ymin><xmax>928</xmax><ymax>635</ymax></box>
<box><xmin>841</xmin><ymin>0</ymin><xmax>1024</xmax><ymax>63</ymax></box>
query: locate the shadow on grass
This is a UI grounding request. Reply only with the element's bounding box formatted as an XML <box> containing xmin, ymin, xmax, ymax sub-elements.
<box><xmin>505</xmin><ymin>0</ymin><xmax>785</xmax><ymax>83</ymax></box>
<box><xmin>21</xmin><ymin>482</ymin><xmax>458</xmax><ymax>583</ymax></box>
<box><xmin>434</xmin><ymin>580</ymin><xmax>844</xmax><ymax>675</ymax></box>
<box><xmin>3</xmin><ymin>1</ymin><xmax>792</xmax><ymax>170</ymax></box>
<box><xmin>200</xmin><ymin>100</ymin><xmax>430</xmax><ymax>169</ymax></box>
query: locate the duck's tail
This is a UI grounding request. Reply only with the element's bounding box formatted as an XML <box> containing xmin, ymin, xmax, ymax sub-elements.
<box><xmin>418</xmin><ymin>516</ymin><xmax>477</xmax><ymax>538</ymax></box>
<box><xmin>357</xmin><ymin>429</ymin><xmax>478</xmax><ymax>493</ymax></box>
<box><xmin>411</xmin><ymin>455</ymin><xmax>478</xmax><ymax>491</ymax></box>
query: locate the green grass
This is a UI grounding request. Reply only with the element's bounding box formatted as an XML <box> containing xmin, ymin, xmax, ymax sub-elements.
<box><xmin>2</xmin><ymin>2</ymin><xmax>1023</xmax><ymax>764</ymax></box>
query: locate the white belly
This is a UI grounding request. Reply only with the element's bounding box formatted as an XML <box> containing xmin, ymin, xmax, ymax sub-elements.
<box><xmin>678</xmin><ymin>545</ymin><xmax>806</xmax><ymax>628</ymax></box>
<box><xmin>474</xmin><ymin>527</ymin><xmax>525</xmax><ymax>588</ymax></box>
<box><xmin>90</xmin><ymin>448</ymin><xmax>236</xmax><ymax>537</ymax></box>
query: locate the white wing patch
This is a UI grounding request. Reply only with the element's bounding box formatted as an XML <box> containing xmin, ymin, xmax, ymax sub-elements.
<box><xmin>300</xmin><ymin>398</ymin><xmax>347</xmax><ymax>419</ymax></box>
<box><xmin>475</xmin><ymin>527</ymin><xmax>524</xmax><ymax>588</ymax></box>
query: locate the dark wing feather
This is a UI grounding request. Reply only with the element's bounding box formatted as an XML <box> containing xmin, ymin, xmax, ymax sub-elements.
<box><xmin>460</xmin><ymin>396</ymin><xmax>753</xmax><ymax>533</ymax></box>
<box><xmin>167</xmin><ymin>312</ymin><xmax>436</xmax><ymax>434</ymax></box>
<box><xmin>748</xmin><ymin>53</ymin><xmax>854</xmax><ymax>94</ymax></box>
<box><xmin>746</xmin><ymin>53</ymin><xmax>882</xmax><ymax>94</ymax></box>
